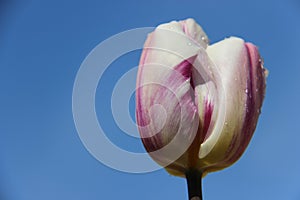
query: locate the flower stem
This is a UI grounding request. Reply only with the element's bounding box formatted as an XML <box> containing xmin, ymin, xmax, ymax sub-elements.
<box><xmin>185</xmin><ymin>169</ymin><xmax>203</xmax><ymax>200</ymax></box>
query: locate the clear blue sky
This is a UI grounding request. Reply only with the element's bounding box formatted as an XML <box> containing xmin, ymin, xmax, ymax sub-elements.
<box><xmin>1</xmin><ymin>0</ymin><xmax>300</xmax><ymax>200</ymax></box>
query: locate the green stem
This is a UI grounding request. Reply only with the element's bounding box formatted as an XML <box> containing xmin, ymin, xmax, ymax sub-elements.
<box><xmin>185</xmin><ymin>169</ymin><xmax>203</xmax><ymax>200</ymax></box>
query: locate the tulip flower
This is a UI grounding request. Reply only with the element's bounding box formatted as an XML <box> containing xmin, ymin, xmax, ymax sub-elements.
<box><xmin>136</xmin><ymin>18</ymin><xmax>267</xmax><ymax>200</ymax></box>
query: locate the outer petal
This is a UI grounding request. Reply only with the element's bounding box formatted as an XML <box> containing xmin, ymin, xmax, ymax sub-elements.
<box><xmin>198</xmin><ymin>37</ymin><xmax>266</xmax><ymax>174</ymax></box>
<box><xmin>136</xmin><ymin>19</ymin><xmax>210</xmax><ymax>175</ymax></box>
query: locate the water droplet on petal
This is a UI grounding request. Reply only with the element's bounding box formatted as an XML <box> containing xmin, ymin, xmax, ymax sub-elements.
<box><xmin>245</xmin><ymin>89</ymin><xmax>249</xmax><ymax>94</ymax></box>
<box><xmin>264</xmin><ymin>69</ymin><xmax>269</xmax><ymax>77</ymax></box>
<box><xmin>257</xmin><ymin>108</ymin><xmax>261</xmax><ymax>114</ymax></box>
<box><xmin>244</xmin><ymin>103</ymin><xmax>249</xmax><ymax>113</ymax></box>
<box><xmin>187</xmin><ymin>42</ymin><xmax>192</xmax><ymax>46</ymax></box>
<box><xmin>259</xmin><ymin>58</ymin><xmax>264</xmax><ymax>65</ymax></box>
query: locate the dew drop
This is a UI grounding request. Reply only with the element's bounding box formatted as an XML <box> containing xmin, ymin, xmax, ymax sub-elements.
<box><xmin>244</xmin><ymin>103</ymin><xmax>249</xmax><ymax>113</ymax></box>
<box><xmin>187</xmin><ymin>42</ymin><xmax>192</xmax><ymax>46</ymax></box>
<box><xmin>245</xmin><ymin>89</ymin><xmax>249</xmax><ymax>94</ymax></box>
<box><xmin>264</xmin><ymin>69</ymin><xmax>269</xmax><ymax>77</ymax></box>
<box><xmin>259</xmin><ymin>58</ymin><xmax>264</xmax><ymax>65</ymax></box>
<box><xmin>255</xmin><ymin>88</ymin><xmax>259</xmax><ymax>92</ymax></box>
<box><xmin>234</xmin><ymin>77</ymin><xmax>238</xmax><ymax>81</ymax></box>
<box><xmin>257</xmin><ymin>108</ymin><xmax>261</xmax><ymax>114</ymax></box>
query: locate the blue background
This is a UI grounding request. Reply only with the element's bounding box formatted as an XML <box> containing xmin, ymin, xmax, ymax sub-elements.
<box><xmin>1</xmin><ymin>0</ymin><xmax>300</xmax><ymax>199</ymax></box>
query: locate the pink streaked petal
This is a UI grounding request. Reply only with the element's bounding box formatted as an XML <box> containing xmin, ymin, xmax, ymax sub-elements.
<box><xmin>199</xmin><ymin>37</ymin><xmax>267</xmax><ymax>171</ymax></box>
<box><xmin>179</xmin><ymin>18</ymin><xmax>209</xmax><ymax>48</ymax></box>
<box><xmin>191</xmin><ymin>50</ymin><xmax>222</xmax><ymax>149</ymax></box>
<box><xmin>223</xmin><ymin>43</ymin><xmax>266</xmax><ymax>164</ymax></box>
<box><xmin>140</xmin><ymin>20</ymin><xmax>206</xmax><ymax>76</ymax></box>
<box><xmin>136</xmin><ymin>57</ymin><xmax>200</xmax><ymax>169</ymax></box>
<box><xmin>199</xmin><ymin>37</ymin><xmax>250</xmax><ymax>160</ymax></box>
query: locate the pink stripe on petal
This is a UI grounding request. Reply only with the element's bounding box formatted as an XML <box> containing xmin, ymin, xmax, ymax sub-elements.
<box><xmin>202</xmin><ymin>99</ymin><xmax>214</xmax><ymax>142</ymax></box>
<box><xmin>223</xmin><ymin>43</ymin><xmax>266</xmax><ymax>164</ymax></box>
<box><xmin>174</xmin><ymin>60</ymin><xmax>193</xmax><ymax>79</ymax></box>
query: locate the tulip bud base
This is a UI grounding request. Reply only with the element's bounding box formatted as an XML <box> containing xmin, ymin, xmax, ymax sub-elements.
<box><xmin>185</xmin><ymin>169</ymin><xmax>203</xmax><ymax>200</ymax></box>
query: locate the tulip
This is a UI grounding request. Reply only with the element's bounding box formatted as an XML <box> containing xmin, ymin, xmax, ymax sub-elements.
<box><xmin>136</xmin><ymin>18</ymin><xmax>267</xmax><ymax>200</ymax></box>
